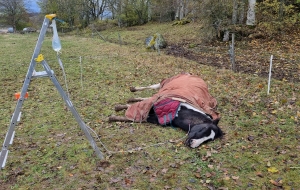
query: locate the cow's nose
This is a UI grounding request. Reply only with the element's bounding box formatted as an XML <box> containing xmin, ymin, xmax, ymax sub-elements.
<box><xmin>189</xmin><ymin>139</ymin><xmax>197</xmax><ymax>148</ymax></box>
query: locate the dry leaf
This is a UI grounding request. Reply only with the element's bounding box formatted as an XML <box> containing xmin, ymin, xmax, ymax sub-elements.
<box><xmin>271</xmin><ymin>110</ymin><xmax>277</xmax><ymax>114</ymax></box>
<box><xmin>269</xmin><ymin>179</ymin><xmax>282</xmax><ymax>187</ymax></box>
<box><xmin>206</xmin><ymin>172</ymin><xmax>212</xmax><ymax>178</ymax></box>
<box><xmin>206</xmin><ymin>151</ymin><xmax>212</xmax><ymax>157</ymax></box>
<box><xmin>232</xmin><ymin>176</ymin><xmax>239</xmax><ymax>180</ymax></box>
<box><xmin>256</xmin><ymin>172</ymin><xmax>264</xmax><ymax>178</ymax></box>
<box><xmin>161</xmin><ymin>168</ymin><xmax>168</xmax><ymax>174</ymax></box>
<box><xmin>194</xmin><ymin>173</ymin><xmax>201</xmax><ymax>178</ymax></box>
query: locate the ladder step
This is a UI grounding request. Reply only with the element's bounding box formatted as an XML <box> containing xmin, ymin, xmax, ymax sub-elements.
<box><xmin>32</xmin><ymin>70</ymin><xmax>54</xmax><ymax>78</ymax></box>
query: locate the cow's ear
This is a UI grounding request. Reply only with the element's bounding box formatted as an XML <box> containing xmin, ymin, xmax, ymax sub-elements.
<box><xmin>212</xmin><ymin>118</ymin><xmax>220</xmax><ymax>125</ymax></box>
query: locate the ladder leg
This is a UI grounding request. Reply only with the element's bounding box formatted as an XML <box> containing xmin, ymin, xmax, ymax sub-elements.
<box><xmin>40</xmin><ymin>59</ymin><xmax>104</xmax><ymax>159</ymax></box>
<box><xmin>0</xmin><ymin>17</ymin><xmax>51</xmax><ymax>170</ymax></box>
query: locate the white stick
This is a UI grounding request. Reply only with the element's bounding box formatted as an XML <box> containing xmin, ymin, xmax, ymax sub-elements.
<box><xmin>267</xmin><ymin>55</ymin><xmax>273</xmax><ymax>95</ymax></box>
<box><xmin>80</xmin><ymin>56</ymin><xmax>83</xmax><ymax>90</ymax></box>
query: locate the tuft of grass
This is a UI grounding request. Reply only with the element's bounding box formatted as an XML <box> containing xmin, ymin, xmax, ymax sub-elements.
<box><xmin>0</xmin><ymin>22</ymin><xmax>299</xmax><ymax>189</ymax></box>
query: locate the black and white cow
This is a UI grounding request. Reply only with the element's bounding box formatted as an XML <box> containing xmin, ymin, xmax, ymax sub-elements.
<box><xmin>109</xmin><ymin>77</ymin><xmax>223</xmax><ymax>148</ymax></box>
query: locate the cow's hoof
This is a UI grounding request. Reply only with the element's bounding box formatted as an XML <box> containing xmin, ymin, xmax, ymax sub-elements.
<box><xmin>130</xmin><ymin>87</ymin><xmax>137</xmax><ymax>92</ymax></box>
<box><xmin>108</xmin><ymin>115</ymin><xmax>117</xmax><ymax>122</ymax></box>
<box><xmin>115</xmin><ymin>104</ymin><xmax>128</xmax><ymax>111</ymax></box>
<box><xmin>108</xmin><ymin>115</ymin><xmax>129</xmax><ymax>122</ymax></box>
<box><xmin>127</xmin><ymin>98</ymin><xmax>141</xmax><ymax>103</ymax></box>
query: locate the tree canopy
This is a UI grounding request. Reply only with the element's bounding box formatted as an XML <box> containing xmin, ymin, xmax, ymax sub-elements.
<box><xmin>0</xmin><ymin>0</ymin><xmax>29</xmax><ymax>31</ymax></box>
<box><xmin>1</xmin><ymin>0</ymin><xmax>299</xmax><ymax>39</ymax></box>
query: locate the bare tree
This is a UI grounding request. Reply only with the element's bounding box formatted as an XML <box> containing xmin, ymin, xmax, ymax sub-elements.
<box><xmin>0</xmin><ymin>0</ymin><xmax>28</xmax><ymax>32</ymax></box>
<box><xmin>86</xmin><ymin>0</ymin><xmax>107</xmax><ymax>20</ymax></box>
<box><xmin>38</xmin><ymin>0</ymin><xmax>108</xmax><ymax>28</ymax></box>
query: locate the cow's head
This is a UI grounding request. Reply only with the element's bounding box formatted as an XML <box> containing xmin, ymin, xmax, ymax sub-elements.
<box><xmin>185</xmin><ymin>119</ymin><xmax>223</xmax><ymax>148</ymax></box>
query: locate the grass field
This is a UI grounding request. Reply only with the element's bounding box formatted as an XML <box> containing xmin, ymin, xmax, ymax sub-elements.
<box><xmin>0</xmin><ymin>22</ymin><xmax>299</xmax><ymax>189</ymax></box>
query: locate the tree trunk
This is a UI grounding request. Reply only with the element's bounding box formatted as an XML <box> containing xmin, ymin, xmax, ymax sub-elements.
<box><xmin>278</xmin><ymin>0</ymin><xmax>285</xmax><ymax>21</ymax></box>
<box><xmin>179</xmin><ymin>0</ymin><xmax>184</xmax><ymax>20</ymax></box>
<box><xmin>175</xmin><ymin>0</ymin><xmax>184</xmax><ymax>20</ymax></box>
<box><xmin>238</xmin><ymin>2</ymin><xmax>245</xmax><ymax>24</ymax></box>
<box><xmin>246</xmin><ymin>0</ymin><xmax>256</xmax><ymax>25</ymax></box>
<box><xmin>147</xmin><ymin>0</ymin><xmax>151</xmax><ymax>22</ymax></box>
<box><xmin>232</xmin><ymin>0</ymin><xmax>238</xmax><ymax>25</ymax></box>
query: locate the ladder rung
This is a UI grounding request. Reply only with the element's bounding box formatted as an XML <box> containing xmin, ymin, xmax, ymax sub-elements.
<box><xmin>32</xmin><ymin>70</ymin><xmax>54</xmax><ymax>78</ymax></box>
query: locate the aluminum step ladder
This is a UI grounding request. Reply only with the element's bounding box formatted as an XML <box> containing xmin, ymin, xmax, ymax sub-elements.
<box><xmin>0</xmin><ymin>14</ymin><xmax>104</xmax><ymax>170</ymax></box>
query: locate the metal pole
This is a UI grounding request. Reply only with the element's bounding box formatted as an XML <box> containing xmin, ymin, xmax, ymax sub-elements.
<box><xmin>267</xmin><ymin>55</ymin><xmax>273</xmax><ymax>95</ymax></box>
<box><xmin>231</xmin><ymin>33</ymin><xmax>236</xmax><ymax>72</ymax></box>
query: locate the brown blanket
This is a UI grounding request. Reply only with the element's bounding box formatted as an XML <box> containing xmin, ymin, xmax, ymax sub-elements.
<box><xmin>125</xmin><ymin>73</ymin><xmax>220</xmax><ymax>122</ymax></box>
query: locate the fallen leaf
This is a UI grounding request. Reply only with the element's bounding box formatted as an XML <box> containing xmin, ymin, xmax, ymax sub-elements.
<box><xmin>268</xmin><ymin>167</ymin><xmax>279</xmax><ymax>173</ymax></box>
<box><xmin>195</xmin><ymin>168</ymin><xmax>202</xmax><ymax>173</ymax></box>
<box><xmin>269</xmin><ymin>179</ymin><xmax>282</xmax><ymax>187</ymax></box>
<box><xmin>124</xmin><ymin>178</ymin><xmax>133</xmax><ymax>186</ymax></box>
<box><xmin>271</xmin><ymin>110</ymin><xmax>277</xmax><ymax>114</ymax></box>
<box><xmin>206</xmin><ymin>151</ymin><xmax>212</xmax><ymax>157</ymax></box>
<box><xmin>248</xmin><ymin>135</ymin><xmax>255</xmax><ymax>141</ymax></box>
<box><xmin>256</xmin><ymin>172</ymin><xmax>264</xmax><ymax>178</ymax></box>
<box><xmin>150</xmin><ymin>177</ymin><xmax>156</xmax><ymax>182</ymax></box>
<box><xmin>206</xmin><ymin>172</ymin><xmax>212</xmax><ymax>178</ymax></box>
<box><xmin>110</xmin><ymin>177</ymin><xmax>121</xmax><ymax>184</ymax></box>
<box><xmin>169</xmin><ymin>163</ymin><xmax>177</xmax><ymax>168</ymax></box>
<box><xmin>161</xmin><ymin>168</ymin><xmax>168</xmax><ymax>174</ymax></box>
<box><xmin>232</xmin><ymin>176</ymin><xmax>239</xmax><ymax>180</ymax></box>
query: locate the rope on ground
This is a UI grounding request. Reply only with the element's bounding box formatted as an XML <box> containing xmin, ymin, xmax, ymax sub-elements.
<box><xmin>88</xmin><ymin>124</ymin><xmax>192</xmax><ymax>157</ymax></box>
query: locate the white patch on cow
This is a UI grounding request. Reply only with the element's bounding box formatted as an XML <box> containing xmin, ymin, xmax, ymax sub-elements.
<box><xmin>136</xmin><ymin>83</ymin><xmax>161</xmax><ymax>91</ymax></box>
<box><xmin>189</xmin><ymin>130</ymin><xmax>215</xmax><ymax>148</ymax></box>
<box><xmin>149</xmin><ymin>83</ymin><xmax>161</xmax><ymax>90</ymax></box>
<box><xmin>176</xmin><ymin>103</ymin><xmax>207</xmax><ymax>117</ymax></box>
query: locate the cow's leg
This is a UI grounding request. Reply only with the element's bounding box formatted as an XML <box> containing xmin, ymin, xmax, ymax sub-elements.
<box><xmin>130</xmin><ymin>83</ymin><xmax>161</xmax><ymax>92</ymax></box>
<box><xmin>127</xmin><ymin>97</ymin><xmax>150</xmax><ymax>103</ymax></box>
<box><xmin>115</xmin><ymin>104</ymin><xmax>129</xmax><ymax>111</ymax></box>
<box><xmin>109</xmin><ymin>115</ymin><xmax>131</xmax><ymax>122</ymax></box>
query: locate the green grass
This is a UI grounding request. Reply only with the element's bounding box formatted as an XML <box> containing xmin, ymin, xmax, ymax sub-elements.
<box><xmin>0</xmin><ymin>22</ymin><xmax>299</xmax><ymax>189</ymax></box>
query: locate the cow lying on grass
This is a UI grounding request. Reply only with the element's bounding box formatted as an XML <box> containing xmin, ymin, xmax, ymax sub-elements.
<box><xmin>109</xmin><ymin>73</ymin><xmax>223</xmax><ymax>148</ymax></box>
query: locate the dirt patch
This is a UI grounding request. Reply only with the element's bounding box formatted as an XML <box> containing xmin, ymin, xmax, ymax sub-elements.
<box><xmin>164</xmin><ymin>41</ymin><xmax>300</xmax><ymax>83</ymax></box>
